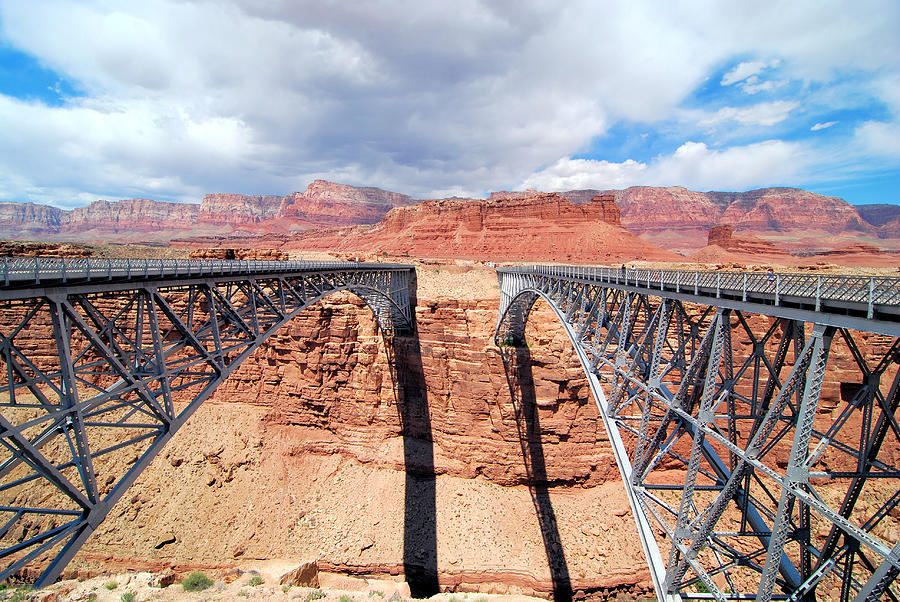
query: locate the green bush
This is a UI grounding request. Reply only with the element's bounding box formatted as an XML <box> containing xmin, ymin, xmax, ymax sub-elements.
<box><xmin>105</xmin><ymin>581</ymin><xmax>118</xmax><ymax>590</ymax></box>
<box><xmin>6</xmin><ymin>588</ymin><xmax>30</xmax><ymax>602</ymax></box>
<box><xmin>182</xmin><ymin>571</ymin><xmax>213</xmax><ymax>592</ymax></box>
<box><xmin>306</xmin><ymin>589</ymin><xmax>326</xmax><ymax>601</ymax></box>
<box><xmin>4</xmin><ymin>586</ymin><xmax>32</xmax><ymax>602</ymax></box>
<box><xmin>248</xmin><ymin>575</ymin><xmax>263</xmax><ymax>586</ymax></box>
<box><xmin>340</xmin><ymin>596</ymin><xmax>352</xmax><ymax>602</ymax></box>
<box><xmin>120</xmin><ymin>593</ymin><xmax>136</xmax><ymax>602</ymax></box>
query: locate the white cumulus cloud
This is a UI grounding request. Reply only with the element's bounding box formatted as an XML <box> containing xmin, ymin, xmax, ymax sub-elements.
<box><xmin>522</xmin><ymin>140</ymin><xmax>805</xmax><ymax>192</ymax></box>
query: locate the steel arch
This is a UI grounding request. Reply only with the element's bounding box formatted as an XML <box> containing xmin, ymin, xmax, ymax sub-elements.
<box><xmin>496</xmin><ymin>266</ymin><xmax>900</xmax><ymax>602</ymax></box>
<box><xmin>0</xmin><ymin>260</ymin><xmax>416</xmax><ymax>586</ymax></box>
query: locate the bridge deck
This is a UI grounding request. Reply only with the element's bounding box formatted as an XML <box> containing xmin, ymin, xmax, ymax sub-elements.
<box><xmin>0</xmin><ymin>258</ymin><xmax>415</xmax><ymax>302</ymax></box>
<box><xmin>499</xmin><ymin>265</ymin><xmax>900</xmax><ymax>336</ymax></box>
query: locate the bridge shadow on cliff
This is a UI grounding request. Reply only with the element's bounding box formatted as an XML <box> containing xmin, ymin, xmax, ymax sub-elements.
<box><xmin>499</xmin><ymin>344</ymin><xmax>573</xmax><ymax>602</ymax></box>
<box><xmin>383</xmin><ymin>275</ymin><xmax>439</xmax><ymax>598</ymax></box>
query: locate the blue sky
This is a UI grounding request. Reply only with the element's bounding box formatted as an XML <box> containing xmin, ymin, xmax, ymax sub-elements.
<box><xmin>0</xmin><ymin>1</ymin><xmax>898</xmax><ymax>208</ymax></box>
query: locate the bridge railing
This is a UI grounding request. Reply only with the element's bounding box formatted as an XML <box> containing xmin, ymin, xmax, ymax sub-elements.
<box><xmin>0</xmin><ymin>257</ymin><xmax>412</xmax><ymax>286</ymax></box>
<box><xmin>499</xmin><ymin>264</ymin><xmax>900</xmax><ymax>317</ymax></box>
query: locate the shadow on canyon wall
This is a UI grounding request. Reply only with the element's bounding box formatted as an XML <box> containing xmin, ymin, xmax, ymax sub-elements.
<box><xmin>500</xmin><ymin>343</ymin><xmax>573</xmax><ymax>602</ymax></box>
<box><xmin>386</xmin><ymin>332</ymin><xmax>438</xmax><ymax>597</ymax></box>
<box><xmin>384</xmin><ymin>271</ymin><xmax>439</xmax><ymax>598</ymax></box>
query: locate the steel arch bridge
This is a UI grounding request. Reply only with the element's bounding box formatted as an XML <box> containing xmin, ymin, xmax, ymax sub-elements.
<box><xmin>0</xmin><ymin>257</ymin><xmax>415</xmax><ymax>587</ymax></box>
<box><xmin>496</xmin><ymin>265</ymin><xmax>900</xmax><ymax>602</ymax></box>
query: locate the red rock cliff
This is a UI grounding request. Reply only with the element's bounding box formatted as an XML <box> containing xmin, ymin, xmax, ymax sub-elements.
<box><xmin>62</xmin><ymin>199</ymin><xmax>198</xmax><ymax>233</ymax></box>
<box><xmin>718</xmin><ymin>188</ymin><xmax>875</xmax><ymax>234</ymax></box>
<box><xmin>278</xmin><ymin>180</ymin><xmax>417</xmax><ymax>226</ymax></box>
<box><xmin>197</xmin><ymin>194</ymin><xmax>283</xmax><ymax>225</ymax></box>
<box><xmin>0</xmin><ymin>202</ymin><xmax>63</xmax><ymax>234</ymax></box>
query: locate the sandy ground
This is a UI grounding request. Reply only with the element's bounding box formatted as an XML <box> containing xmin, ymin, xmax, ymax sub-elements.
<box><xmin>18</xmin><ymin>568</ymin><xmax>559</xmax><ymax>602</ymax></box>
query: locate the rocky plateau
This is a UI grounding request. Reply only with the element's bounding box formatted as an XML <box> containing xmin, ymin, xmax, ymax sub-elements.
<box><xmin>3</xmin><ymin>182</ymin><xmax>900</xmax><ymax>264</ymax></box>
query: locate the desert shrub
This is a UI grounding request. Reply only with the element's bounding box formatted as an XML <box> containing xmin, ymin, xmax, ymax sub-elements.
<box><xmin>6</xmin><ymin>588</ymin><xmax>31</xmax><ymax>602</ymax></box>
<box><xmin>339</xmin><ymin>596</ymin><xmax>352</xmax><ymax>602</ymax></box>
<box><xmin>306</xmin><ymin>589</ymin><xmax>326</xmax><ymax>601</ymax></box>
<box><xmin>282</xmin><ymin>585</ymin><xmax>291</xmax><ymax>593</ymax></box>
<box><xmin>105</xmin><ymin>581</ymin><xmax>118</xmax><ymax>590</ymax></box>
<box><xmin>120</xmin><ymin>593</ymin><xmax>136</xmax><ymax>602</ymax></box>
<box><xmin>182</xmin><ymin>571</ymin><xmax>213</xmax><ymax>592</ymax></box>
<box><xmin>249</xmin><ymin>575</ymin><xmax>263</xmax><ymax>586</ymax></box>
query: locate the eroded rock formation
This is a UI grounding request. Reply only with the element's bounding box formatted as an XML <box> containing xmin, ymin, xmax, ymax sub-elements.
<box><xmin>0</xmin><ymin>241</ymin><xmax>93</xmax><ymax>257</ymax></box>
<box><xmin>285</xmin><ymin>193</ymin><xmax>677</xmax><ymax>262</ymax></box>
<box><xmin>0</xmin><ymin>202</ymin><xmax>62</xmax><ymax>236</ymax></box>
<box><xmin>702</xmin><ymin>224</ymin><xmax>791</xmax><ymax>257</ymax></box>
<box><xmin>0</xmin><ymin>181</ymin><xmax>416</xmax><ymax>242</ymax></box>
<box><xmin>2</xmin><ymin>183</ymin><xmax>897</xmax><ymax>259</ymax></box>
<box><xmin>198</xmin><ymin>194</ymin><xmax>283</xmax><ymax>225</ymax></box>
<box><xmin>63</xmin><ymin>199</ymin><xmax>199</xmax><ymax>233</ymax></box>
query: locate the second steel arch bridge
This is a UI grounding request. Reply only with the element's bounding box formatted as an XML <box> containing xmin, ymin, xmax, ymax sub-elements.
<box><xmin>496</xmin><ymin>265</ymin><xmax>900</xmax><ymax>602</ymax></box>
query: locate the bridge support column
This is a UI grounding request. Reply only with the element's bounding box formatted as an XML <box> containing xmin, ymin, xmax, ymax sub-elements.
<box><xmin>757</xmin><ymin>325</ymin><xmax>835</xmax><ymax>600</ymax></box>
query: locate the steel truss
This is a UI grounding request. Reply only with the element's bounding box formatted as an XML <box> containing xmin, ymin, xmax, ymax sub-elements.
<box><xmin>496</xmin><ymin>266</ymin><xmax>900</xmax><ymax>601</ymax></box>
<box><xmin>0</xmin><ymin>260</ymin><xmax>415</xmax><ymax>586</ymax></box>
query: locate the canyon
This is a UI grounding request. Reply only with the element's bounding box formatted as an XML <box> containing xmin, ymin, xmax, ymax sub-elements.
<box><xmin>2</xmin><ymin>183</ymin><xmax>900</xmax><ymax>599</ymax></box>
<box><xmin>4</xmin><ymin>249</ymin><xmax>896</xmax><ymax>600</ymax></box>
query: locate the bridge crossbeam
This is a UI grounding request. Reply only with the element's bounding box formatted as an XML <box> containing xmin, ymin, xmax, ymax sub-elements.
<box><xmin>0</xmin><ymin>260</ymin><xmax>415</xmax><ymax>586</ymax></box>
<box><xmin>496</xmin><ymin>266</ymin><xmax>900</xmax><ymax>602</ymax></box>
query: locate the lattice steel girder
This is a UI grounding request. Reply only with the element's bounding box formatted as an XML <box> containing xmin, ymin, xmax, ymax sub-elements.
<box><xmin>0</xmin><ymin>261</ymin><xmax>415</xmax><ymax>586</ymax></box>
<box><xmin>496</xmin><ymin>267</ymin><xmax>900</xmax><ymax>602</ymax></box>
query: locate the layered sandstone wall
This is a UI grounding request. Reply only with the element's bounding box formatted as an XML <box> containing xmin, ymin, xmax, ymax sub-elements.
<box><xmin>2</xmin><ymin>183</ymin><xmax>895</xmax><ymax>256</ymax></box>
<box><xmin>286</xmin><ymin>193</ymin><xmax>678</xmax><ymax>262</ymax></box>
<box><xmin>0</xmin><ymin>201</ymin><xmax>63</xmax><ymax>234</ymax></box>
<box><xmin>198</xmin><ymin>194</ymin><xmax>283</xmax><ymax>225</ymax></box>
<box><xmin>63</xmin><ymin>199</ymin><xmax>199</xmax><ymax>233</ymax></box>
<box><xmin>0</xmin><ymin>181</ymin><xmax>417</xmax><ymax>241</ymax></box>
<box><xmin>212</xmin><ymin>296</ymin><xmax>612</xmax><ymax>486</ymax></box>
<box><xmin>718</xmin><ymin>188</ymin><xmax>875</xmax><ymax>234</ymax></box>
<box><xmin>618</xmin><ymin>186</ymin><xmax>727</xmax><ymax>233</ymax></box>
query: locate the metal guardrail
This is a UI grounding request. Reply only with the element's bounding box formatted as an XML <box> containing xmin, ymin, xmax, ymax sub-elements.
<box><xmin>499</xmin><ymin>264</ymin><xmax>900</xmax><ymax>319</ymax></box>
<box><xmin>0</xmin><ymin>257</ymin><xmax>412</xmax><ymax>287</ymax></box>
